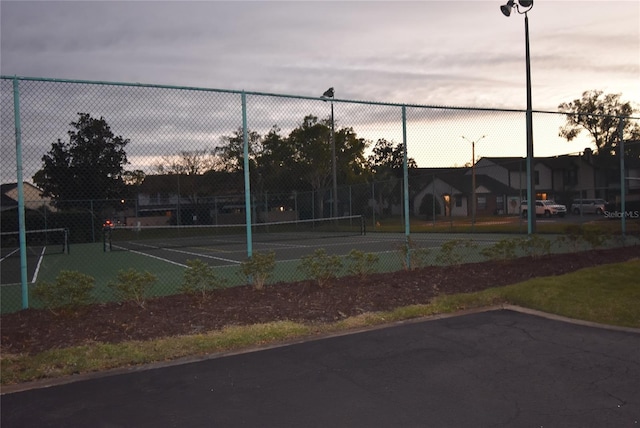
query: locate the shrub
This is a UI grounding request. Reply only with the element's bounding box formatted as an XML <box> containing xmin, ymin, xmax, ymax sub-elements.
<box><xmin>240</xmin><ymin>251</ymin><xmax>276</xmax><ymax>291</ymax></box>
<box><xmin>108</xmin><ymin>268</ymin><xmax>157</xmax><ymax>308</ymax></box>
<box><xmin>298</xmin><ymin>248</ymin><xmax>343</xmax><ymax>288</ymax></box>
<box><xmin>557</xmin><ymin>224</ymin><xmax>586</xmax><ymax>252</ymax></box>
<box><xmin>32</xmin><ymin>270</ymin><xmax>95</xmax><ymax>315</ymax></box>
<box><xmin>396</xmin><ymin>237</ymin><xmax>431</xmax><ymax>270</ymax></box>
<box><xmin>557</xmin><ymin>225</ymin><xmax>609</xmax><ymax>252</ymax></box>
<box><xmin>346</xmin><ymin>249</ymin><xmax>380</xmax><ymax>278</ymax></box>
<box><xmin>181</xmin><ymin>259</ymin><xmax>227</xmax><ymax>298</ymax></box>
<box><xmin>480</xmin><ymin>238</ymin><xmax>519</xmax><ymax>261</ymax></box>
<box><xmin>519</xmin><ymin>235</ymin><xmax>551</xmax><ymax>258</ymax></box>
<box><xmin>435</xmin><ymin>239</ymin><xmax>478</xmax><ymax>266</ymax></box>
<box><xmin>581</xmin><ymin>226</ymin><xmax>609</xmax><ymax>249</ymax></box>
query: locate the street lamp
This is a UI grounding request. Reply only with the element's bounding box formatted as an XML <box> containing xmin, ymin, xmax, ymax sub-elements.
<box><xmin>462</xmin><ymin>135</ymin><xmax>485</xmax><ymax>230</ymax></box>
<box><xmin>321</xmin><ymin>87</ymin><xmax>338</xmax><ymax>218</ymax></box>
<box><xmin>500</xmin><ymin>0</ymin><xmax>536</xmax><ymax>234</ymax></box>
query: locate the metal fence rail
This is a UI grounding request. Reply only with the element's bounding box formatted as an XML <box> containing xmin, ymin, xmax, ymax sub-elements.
<box><xmin>1</xmin><ymin>76</ymin><xmax>638</xmax><ymax>313</ymax></box>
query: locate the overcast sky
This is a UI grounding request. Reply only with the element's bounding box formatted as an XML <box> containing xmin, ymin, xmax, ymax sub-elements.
<box><xmin>1</xmin><ymin>0</ymin><xmax>639</xmax><ymax>176</ymax></box>
<box><xmin>2</xmin><ymin>0</ymin><xmax>638</xmax><ymax>108</ymax></box>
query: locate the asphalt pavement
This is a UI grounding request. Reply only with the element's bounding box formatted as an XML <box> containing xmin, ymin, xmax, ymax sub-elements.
<box><xmin>2</xmin><ymin>308</ymin><xmax>639</xmax><ymax>428</ymax></box>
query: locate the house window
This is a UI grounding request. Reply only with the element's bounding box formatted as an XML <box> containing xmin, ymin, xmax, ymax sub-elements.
<box><xmin>564</xmin><ymin>169</ymin><xmax>578</xmax><ymax>185</ymax></box>
<box><xmin>455</xmin><ymin>196</ymin><xmax>462</xmax><ymax>207</ymax></box>
<box><xmin>477</xmin><ymin>196</ymin><xmax>487</xmax><ymax>210</ymax></box>
<box><xmin>534</xmin><ymin>171</ymin><xmax>540</xmax><ymax>185</ymax></box>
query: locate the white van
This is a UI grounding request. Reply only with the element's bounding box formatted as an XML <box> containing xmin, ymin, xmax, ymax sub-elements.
<box><xmin>571</xmin><ymin>199</ymin><xmax>606</xmax><ymax>215</ymax></box>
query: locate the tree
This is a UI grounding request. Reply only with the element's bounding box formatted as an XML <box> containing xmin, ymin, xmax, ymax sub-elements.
<box><xmin>152</xmin><ymin>150</ymin><xmax>220</xmax><ymax>175</ymax></box>
<box><xmin>287</xmin><ymin>115</ymin><xmax>332</xmax><ymax>216</ymax></box>
<box><xmin>335</xmin><ymin>127</ymin><xmax>371</xmax><ymax>185</ymax></box>
<box><xmin>214</xmin><ymin>116</ymin><xmax>371</xmax><ymax>217</ymax></box>
<box><xmin>558</xmin><ymin>90</ymin><xmax>640</xmax><ymax>156</ymax></box>
<box><xmin>122</xmin><ymin>169</ymin><xmax>146</xmax><ymax>187</ymax></box>
<box><xmin>214</xmin><ymin>128</ymin><xmax>263</xmax><ymax>173</ymax></box>
<box><xmin>368</xmin><ymin>139</ymin><xmax>417</xmax><ymax>215</ymax></box>
<box><xmin>33</xmin><ymin>113</ymin><xmax>129</xmax><ymax>207</ymax></box>
<box><xmin>255</xmin><ymin>126</ymin><xmax>303</xmax><ymax>193</ymax></box>
<box><xmin>368</xmin><ymin>138</ymin><xmax>417</xmax><ymax>176</ymax></box>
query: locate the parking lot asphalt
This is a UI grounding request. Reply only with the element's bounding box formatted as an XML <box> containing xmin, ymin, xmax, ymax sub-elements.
<box><xmin>2</xmin><ymin>308</ymin><xmax>639</xmax><ymax>428</ymax></box>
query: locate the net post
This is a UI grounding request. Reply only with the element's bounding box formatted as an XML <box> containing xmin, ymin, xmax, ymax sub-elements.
<box><xmin>103</xmin><ymin>227</ymin><xmax>112</xmax><ymax>252</ymax></box>
<box><xmin>64</xmin><ymin>228</ymin><xmax>69</xmax><ymax>254</ymax></box>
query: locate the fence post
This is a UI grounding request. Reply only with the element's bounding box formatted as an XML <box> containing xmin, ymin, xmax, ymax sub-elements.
<box><xmin>402</xmin><ymin>105</ymin><xmax>411</xmax><ymax>269</ymax></box>
<box><xmin>242</xmin><ymin>92</ymin><xmax>253</xmax><ymax>258</ymax></box>
<box><xmin>12</xmin><ymin>77</ymin><xmax>29</xmax><ymax>309</ymax></box>
<box><xmin>618</xmin><ymin>117</ymin><xmax>626</xmax><ymax>241</ymax></box>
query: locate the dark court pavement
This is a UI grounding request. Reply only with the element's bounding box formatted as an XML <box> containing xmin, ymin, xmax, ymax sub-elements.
<box><xmin>2</xmin><ymin>309</ymin><xmax>639</xmax><ymax>428</ymax></box>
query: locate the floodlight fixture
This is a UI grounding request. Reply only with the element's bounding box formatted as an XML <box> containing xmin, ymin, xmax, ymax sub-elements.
<box><xmin>500</xmin><ymin>0</ymin><xmax>533</xmax><ymax>17</ymax></box>
<box><xmin>500</xmin><ymin>0</ymin><xmax>515</xmax><ymax>16</ymax></box>
<box><xmin>320</xmin><ymin>87</ymin><xmax>338</xmax><ymax>217</ymax></box>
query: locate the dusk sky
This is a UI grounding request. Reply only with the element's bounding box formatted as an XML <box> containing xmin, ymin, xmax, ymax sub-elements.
<box><xmin>1</xmin><ymin>0</ymin><xmax>639</xmax><ymax>175</ymax></box>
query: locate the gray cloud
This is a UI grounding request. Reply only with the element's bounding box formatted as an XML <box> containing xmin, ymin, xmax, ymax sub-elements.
<box><xmin>1</xmin><ymin>0</ymin><xmax>638</xmax><ymax>182</ymax></box>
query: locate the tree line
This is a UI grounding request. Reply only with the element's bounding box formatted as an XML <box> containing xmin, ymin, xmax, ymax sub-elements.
<box><xmin>33</xmin><ymin>113</ymin><xmax>414</xmax><ymax>210</ymax></box>
<box><xmin>32</xmin><ymin>90</ymin><xmax>639</xmax><ymax>210</ymax></box>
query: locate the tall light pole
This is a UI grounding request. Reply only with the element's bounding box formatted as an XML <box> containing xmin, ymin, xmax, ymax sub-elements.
<box><xmin>321</xmin><ymin>87</ymin><xmax>338</xmax><ymax>218</ymax></box>
<box><xmin>501</xmin><ymin>0</ymin><xmax>536</xmax><ymax>234</ymax></box>
<box><xmin>462</xmin><ymin>135</ymin><xmax>485</xmax><ymax>230</ymax></box>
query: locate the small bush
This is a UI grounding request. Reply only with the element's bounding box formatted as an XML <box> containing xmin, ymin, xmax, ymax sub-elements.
<box><xmin>298</xmin><ymin>248</ymin><xmax>343</xmax><ymax>288</ymax></box>
<box><xmin>108</xmin><ymin>268</ymin><xmax>157</xmax><ymax>308</ymax></box>
<box><xmin>346</xmin><ymin>249</ymin><xmax>380</xmax><ymax>278</ymax></box>
<box><xmin>397</xmin><ymin>237</ymin><xmax>431</xmax><ymax>270</ymax></box>
<box><xmin>32</xmin><ymin>270</ymin><xmax>95</xmax><ymax>315</ymax></box>
<box><xmin>519</xmin><ymin>235</ymin><xmax>551</xmax><ymax>258</ymax></box>
<box><xmin>435</xmin><ymin>239</ymin><xmax>478</xmax><ymax>266</ymax></box>
<box><xmin>241</xmin><ymin>251</ymin><xmax>276</xmax><ymax>291</ymax></box>
<box><xmin>181</xmin><ymin>259</ymin><xmax>227</xmax><ymax>298</ymax></box>
<box><xmin>557</xmin><ymin>224</ymin><xmax>586</xmax><ymax>252</ymax></box>
<box><xmin>557</xmin><ymin>225</ymin><xmax>609</xmax><ymax>252</ymax></box>
<box><xmin>581</xmin><ymin>227</ymin><xmax>609</xmax><ymax>249</ymax></box>
<box><xmin>480</xmin><ymin>238</ymin><xmax>518</xmax><ymax>261</ymax></box>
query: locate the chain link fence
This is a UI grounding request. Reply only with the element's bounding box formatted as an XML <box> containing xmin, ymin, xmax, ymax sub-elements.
<box><xmin>2</xmin><ymin>76</ymin><xmax>639</xmax><ymax>313</ymax></box>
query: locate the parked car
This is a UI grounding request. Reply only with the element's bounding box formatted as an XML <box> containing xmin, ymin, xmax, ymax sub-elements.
<box><xmin>520</xmin><ymin>200</ymin><xmax>567</xmax><ymax>218</ymax></box>
<box><xmin>571</xmin><ymin>198</ymin><xmax>607</xmax><ymax>215</ymax></box>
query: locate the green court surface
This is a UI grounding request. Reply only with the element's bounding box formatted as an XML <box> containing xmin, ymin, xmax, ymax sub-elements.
<box><xmin>2</xmin><ymin>232</ymin><xmax>637</xmax><ymax>314</ymax></box>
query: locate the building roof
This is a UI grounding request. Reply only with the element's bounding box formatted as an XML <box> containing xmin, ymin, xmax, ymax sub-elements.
<box><xmin>411</xmin><ymin>167</ymin><xmax>515</xmax><ymax>196</ymax></box>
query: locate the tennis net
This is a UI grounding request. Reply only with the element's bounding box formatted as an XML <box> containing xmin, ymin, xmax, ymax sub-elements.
<box><xmin>104</xmin><ymin>215</ymin><xmax>365</xmax><ymax>252</ymax></box>
<box><xmin>1</xmin><ymin>228</ymin><xmax>69</xmax><ymax>257</ymax></box>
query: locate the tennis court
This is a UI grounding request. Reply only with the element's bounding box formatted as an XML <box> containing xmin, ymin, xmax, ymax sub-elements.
<box><xmin>1</xmin><ymin>217</ymin><xmax>514</xmax><ymax>314</ymax></box>
<box><xmin>1</xmin><ymin>228</ymin><xmax>69</xmax><ymax>284</ymax></box>
<box><xmin>5</xmin><ymin>218</ymin><xmax>631</xmax><ymax>314</ymax></box>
